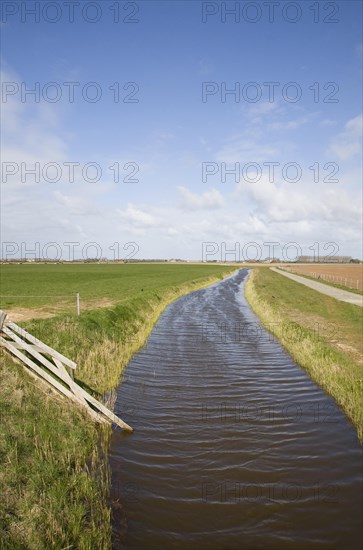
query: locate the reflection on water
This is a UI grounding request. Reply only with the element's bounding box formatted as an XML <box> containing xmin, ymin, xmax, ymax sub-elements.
<box><xmin>109</xmin><ymin>269</ymin><xmax>362</xmax><ymax>549</ymax></box>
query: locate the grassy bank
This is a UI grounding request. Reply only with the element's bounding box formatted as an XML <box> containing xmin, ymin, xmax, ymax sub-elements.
<box><xmin>0</xmin><ymin>264</ymin><xmax>234</xmax><ymax>549</ymax></box>
<box><xmin>0</xmin><ymin>354</ymin><xmax>112</xmax><ymax>549</ymax></box>
<box><xmin>245</xmin><ymin>268</ymin><xmax>363</xmax><ymax>441</ymax></box>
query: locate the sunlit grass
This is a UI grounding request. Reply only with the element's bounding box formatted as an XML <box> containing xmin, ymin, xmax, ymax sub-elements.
<box><xmin>0</xmin><ymin>355</ymin><xmax>112</xmax><ymax>549</ymax></box>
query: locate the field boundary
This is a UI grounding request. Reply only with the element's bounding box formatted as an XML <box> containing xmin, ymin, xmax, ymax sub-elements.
<box><xmin>272</xmin><ymin>267</ymin><xmax>363</xmax><ymax>307</ymax></box>
<box><xmin>276</xmin><ymin>264</ymin><xmax>362</xmax><ymax>292</ymax></box>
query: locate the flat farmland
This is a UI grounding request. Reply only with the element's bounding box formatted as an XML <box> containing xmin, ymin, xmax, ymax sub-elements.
<box><xmin>0</xmin><ymin>263</ymin><xmax>235</xmax><ymax>320</ymax></box>
<box><xmin>281</xmin><ymin>263</ymin><xmax>363</xmax><ymax>291</ymax></box>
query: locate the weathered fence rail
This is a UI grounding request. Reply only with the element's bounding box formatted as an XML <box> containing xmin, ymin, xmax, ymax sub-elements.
<box><xmin>0</xmin><ymin>310</ymin><xmax>133</xmax><ymax>432</ymax></box>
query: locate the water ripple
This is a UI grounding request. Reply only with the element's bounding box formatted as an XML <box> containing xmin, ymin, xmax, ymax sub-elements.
<box><xmin>109</xmin><ymin>269</ymin><xmax>362</xmax><ymax>550</ymax></box>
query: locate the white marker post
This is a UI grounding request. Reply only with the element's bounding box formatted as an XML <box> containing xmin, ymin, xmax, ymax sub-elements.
<box><xmin>76</xmin><ymin>293</ymin><xmax>80</xmax><ymax>316</ymax></box>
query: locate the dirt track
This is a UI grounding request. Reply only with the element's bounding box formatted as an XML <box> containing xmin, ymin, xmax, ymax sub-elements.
<box><xmin>279</xmin><ymin>263</ymin><xmax>363</xmax><ymax>290</ymax></box>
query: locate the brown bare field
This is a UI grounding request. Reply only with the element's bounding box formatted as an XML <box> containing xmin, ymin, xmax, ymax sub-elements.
<box><xmin>5</xmin><ymin>298</ymin><xmax>116</xmax><ymax>323</ymax></box>
<box><xmin>279</xmin><ymin>264</ymin><xmax>363</xmax><ymax>291</ymax></box>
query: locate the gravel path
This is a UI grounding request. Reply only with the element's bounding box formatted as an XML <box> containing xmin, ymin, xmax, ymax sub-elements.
<box><xmin>270</xmin><ymin>268</ymin><xmax>363</xmax><ymax>307</ymax></box>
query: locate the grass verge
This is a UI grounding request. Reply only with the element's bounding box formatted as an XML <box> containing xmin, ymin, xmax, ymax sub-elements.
<box><xmin>0</xmin><ymin>266</ymin><xmax>234</xmax><ymax>548</ymax></box>
<box><xmin>245</xmin><ymin>268</ymin><xmax>363</xmax><ymax>441</ymax></box>
<box><xmin>276</xmin><ymin>267</ymin><xmax>363</xmax><ymax>296</ymax></box>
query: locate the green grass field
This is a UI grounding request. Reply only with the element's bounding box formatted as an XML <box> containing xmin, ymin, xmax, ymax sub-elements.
<box><xmin>0</xmin><ymin>263</ymin><xmax>235</xmax><ymax>549</ymax></box>
<box><xmin>245</xmin><ymin>268</ymin><xmax>363</xmax><ymax>441</ymax></box>
<box><xmin>0</xmin><ymin>263</ymin><xmax>235</xmax><ymax>315</ymax></box>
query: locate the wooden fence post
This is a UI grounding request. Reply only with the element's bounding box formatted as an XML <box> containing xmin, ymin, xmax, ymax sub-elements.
<box><xmin>0</xmin><ymin>311</ymin><xmax>7</xmax><ymax>331</ymax></box>
<box><xmin>0</xmin><ymin>313</ymin><xmax>133</xmax><ymax>432</ymax></box>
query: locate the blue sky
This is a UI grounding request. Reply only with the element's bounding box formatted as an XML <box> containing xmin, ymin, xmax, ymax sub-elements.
<box><xmin>1</xmin><ymin>0</ymin><xmax>362</xmax><ymax>260</ymax></box>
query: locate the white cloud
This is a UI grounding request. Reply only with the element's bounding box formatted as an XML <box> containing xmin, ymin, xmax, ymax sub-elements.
<box><xmin>117</xmin><ymin>203</ymin><xmax>160</xmax><ymax>228</ymax></box>
<box><xmin>166</xmin><ymin>227</ymin><xmax>179</xmax><ymax>236</ymax></box>
<box><xmin>320</xmin><ymin>118</ymin><xmax>336</xmax><ymax>127</ymax></box>
<box><xmin>177</xmin><ymin>186</ymin><xmax>224</xmax><ymax>210</ymax></box>
<box><xmin>329</xmin><ymin>114</ymin><xmax>362</xmax><ymax>160</ymax></box>
<box><xmin>243</xmin><ymin>101</ymin><xmax>280</xmax><ymax>120</ymax></box>
<box><xmin>236</xmin><ymin>173</ymin><xmax>362</xmax><ymax>229</ymax></box>
<box><xmin>1</xmin><ymin>70</ymin><xmax>68</xmax><ymax>166</ymax></box>
<box><xmin>216</xmin><ymin>137</ymin><xmax>279</xmax><ymax>163</ymax></box>
<box><xmin>53</xmin><ymin>191</ymin><xmax>100</xmax><ymax>216</ymax></box>
<box><xmin>268</xmin><ymin>116</ymin><xmax>309</xmax><ymax>131</ymax></box>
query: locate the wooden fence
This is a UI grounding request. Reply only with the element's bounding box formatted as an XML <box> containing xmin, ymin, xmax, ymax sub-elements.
<box><xmin>279</xmin><ymin>267</ymin><xmax>362</xmax><ymax>291</ymax></box>
<box><xmin>0</xmin><ymin>310</ymin><xmax>133</xmax><ymax>432</ymax></box>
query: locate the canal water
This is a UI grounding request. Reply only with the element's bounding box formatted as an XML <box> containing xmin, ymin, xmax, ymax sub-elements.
<box><xmin>108</xmin><ymin>269</ymin><xmax>362</xmax><ymax>549</ymax></box>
